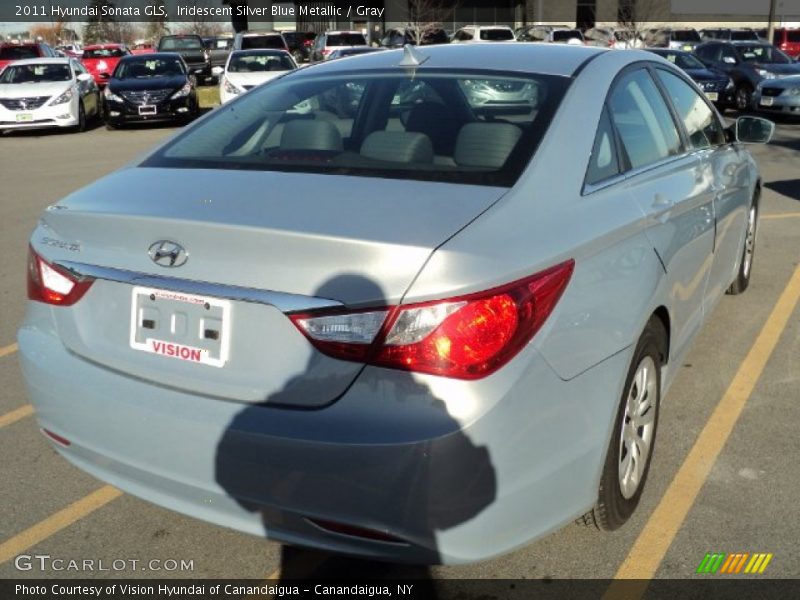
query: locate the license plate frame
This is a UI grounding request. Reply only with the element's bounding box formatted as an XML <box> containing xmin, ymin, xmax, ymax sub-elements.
<box><xmin>138</xmin><ymin>105</ymin><xmax>157</xmax><ymax>116</ymax></box>
<box><xmin>129</xmin><ymin>286</ymin><xmax>231</xmax><ymax>368</ymax></box>
<box><xmin>760</xmin><ymin>96</ymin><xmax>774</xmax><ymax>107</ymax></box>
<box><xmin>16</xmin><ymin>113</ymin><xmax>33</xmax><ymax>122</ymax></box>
<box><xmin>705</xmin><ymin>92</ymin><xmax>719</xmax><ymax>102</ymax></box>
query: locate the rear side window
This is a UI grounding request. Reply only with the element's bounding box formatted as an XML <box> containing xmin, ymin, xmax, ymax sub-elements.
<box><xmin>655</xmin><ymin>69</ymin><xmax>724</xmax><ymax>149</ymax></box>
<box><xmin>608</xmin><ymin>68</ymin><xmax>682</xmax><ymax>170</ymax></box>
<box><xmin>585</xmin><ymin>107</ymin><xmax>620</xmax><ymax>186</ymax></box>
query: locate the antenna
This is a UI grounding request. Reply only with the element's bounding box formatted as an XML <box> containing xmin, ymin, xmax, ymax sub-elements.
<box><xmin>398</xmin><ymin>44</ymin><xmax>429</xmax><ymax>68</ymax></box>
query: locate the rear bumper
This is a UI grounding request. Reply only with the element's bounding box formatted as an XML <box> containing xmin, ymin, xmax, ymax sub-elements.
<box><xmin>18</xmin><ymin>302</ymin><xmax>629</xmax><ymax>564</ymax></box>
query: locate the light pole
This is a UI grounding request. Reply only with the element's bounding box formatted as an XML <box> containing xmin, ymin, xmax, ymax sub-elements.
<box><xmin>767</xmin><ymin>0</ymin><xmax>777</xmax><ymax>43</ymax></box>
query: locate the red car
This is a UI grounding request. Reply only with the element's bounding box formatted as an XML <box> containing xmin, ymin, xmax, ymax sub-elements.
<box><xmin>772</xmin><ymin>28</ymin><xmax>800</xmax><ymax>58</ymax></box>
<box><xmin>0</xmin><ymin>43</ymin><xmax>56</xmax><ymax>72</ymax></box>
<box><xmin>81</xmin><ymin>44</ymin><xmax>131</xmax><ymax>86</ymax></box>
<box><xmin>131</xmin><ymin>42</ymin><xmax>155</xmax><ymax>55</ymax></box>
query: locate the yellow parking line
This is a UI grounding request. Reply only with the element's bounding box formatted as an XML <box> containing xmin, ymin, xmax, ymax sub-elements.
<box><xmin>761</xmin><ymin>212</ymin><xmax>800</xmax><ymax>220</ymax></box>
<box><xmin>0</xmin><ymin>486</ymin><xmax>122</xmax><ymax>565</ymax></box>
<box><xmin>605</xmin><ymin>262</ymin><xmax>800</xmax><ymax>595</ymax></box>
<box><xmin>0</xmin><ymin>343</ymin><xmax>18</xmax><ymax>359</ymax></box>
<box><xmin>0</xmin><ymin>405</ymin><xmax>34</xmax><ymax>429</ymax></box>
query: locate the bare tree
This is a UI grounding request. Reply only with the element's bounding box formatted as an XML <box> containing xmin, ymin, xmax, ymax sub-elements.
<box><xmin>616</xmin><ymin>0</ymin><xmax>669</xmax><ymax>47</ymax></box>
<box><xmin>406</xmin><ymin>0</ymin><xmax>458</xmax><ymax>46</ymax></box>
<box><xmin>181</xmin><ymin>0</ymin><xmax>226</xmax><ymax>37</ymax></box>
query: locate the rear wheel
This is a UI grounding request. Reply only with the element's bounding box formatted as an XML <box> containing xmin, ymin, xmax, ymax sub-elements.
<box><xmin>727</xmin><ymin>198</ymin><xmax>759</xmax><ymax>295</ymax></box>
<box><xmin>580</xmin><ymin>318</ymin><xmax>665</xmax><ymax>531</ymax></box>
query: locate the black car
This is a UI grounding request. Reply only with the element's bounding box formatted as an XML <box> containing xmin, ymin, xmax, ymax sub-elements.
<box><xmin>647</xmin><ymin>49</ymin><xmax>733</xmax><ymax>110</ymax></box>
<box><xmin>157</xmin><ymin>35</ymin><xmax>211</xmax><ymax>84</ymax></box>
<box><xmin>103</xmin><ymin>53</ymin><xmax>198</xmax><ymax>129</ymax></box>
<box><xmin>694</xmin><ymin>41</ymin><xmax>800</xmax><ymax>110</ymax></box>
<box><xmin>282</xmin><ymin>30</ymin><xmax>316</xmax><ymax>63</ymax></box>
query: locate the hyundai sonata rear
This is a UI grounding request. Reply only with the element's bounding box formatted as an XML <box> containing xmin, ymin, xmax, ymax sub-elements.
<box><xmin>19</xmin><ymin>44</ymin><xmax>764</xmax><ymax>563</ymax></box>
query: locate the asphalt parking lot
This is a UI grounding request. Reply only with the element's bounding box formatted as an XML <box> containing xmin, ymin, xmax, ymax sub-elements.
<box><xmin>0</xmin><ymin>112</ymin><xmax>798</xmax><ymax>586</ymax></box>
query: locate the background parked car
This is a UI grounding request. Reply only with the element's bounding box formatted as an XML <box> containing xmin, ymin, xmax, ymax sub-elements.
<box><xmin>81</xmin><ymin>44</ymin><xmax>130</xmax><ymax>88</ymax></box>
<box><xmin>771</xmin><ymin>27</ymin><xmax>800</xmax><ymax>58</ymax></box>
<box><xmin>217</xmin><ymin>49</ymin><xmax>297</xmax><ymax>104</ymax></box>
<box><xmin>516</xmin><ymin>25</ymin><xmax>570</xmax><ymax>42</ymax></box>
<box><xmin>545</xmin><ymin>29</ymin><xmax>585</xmax><ymax>45</ymax></box>
<box><xmin>131</xmin><ymin>42</ymin><xmax>155</xmax><ymax>55</ymax></box>
<box><xmin>700</xmin><ymin>28</ymin><xmax>760</xmax><ymax>42</ymax></box>
<box><xmin>0</xmin><ymin>57</ymin><xmax>100</xmax><ymax>132</ymax></box>
<box><xmin>754</xmin><ymin>75</ymin><xmax>800</xmax><ymax>117</ymax></box>
<box><xmin>310</xmin><ymin>31</ymin><xmax>368</xmax><ymax>62</ymax></box>
<box><xmin>451</xmin><ymin>25</ymin><xmax>516</xmax><ymax>43</ymax></box>
<box><xmin>0</xmin><ymin>42</ymin><xmax>57</xmax><ymax>72</ymax></box>
<box><xmin>281</xmin><ymin>31</ymin><xmax>316</xmax><ymax>63</ymax></box>
<box><xmin>157</xmin><ymin>35</ymin><xmax>211</xmax><ymax>84</ymax></box>
<box><xmin>584</xmin><ymin>27</ymin><xmax>642</xmax><ymax>49</ymax></box>
<box><xmin>694</xmin><ymin>41</ymin><xmax>800</xmax><ymax>110</ymax></box>
<box><xmin>645</xmin><ymin>28</ymin><xmax>702</xmax><ymax>51</ymax></box>
<box><xmin>103</xmin><ymin>53</ymin><xmax>197</xmax><ymax>129</ymax></box>
<box><xmin>646</xmin><ymin>48</ymin><xmax>733</xmax><ymax>110</ymax></box>
<box><xmin>203</xmin><ymin>35</ymin><xmax>234</xmax><ymax>83</ymax></box>
<box><xmin>233</xmin><ymin>31</ymin><xmax>288</xmax><ymax>52</ymax></box>
<box><xmin>56</xmin><ymin>44</ymin><xmax>83</xmax><ymax>58</ymax></box>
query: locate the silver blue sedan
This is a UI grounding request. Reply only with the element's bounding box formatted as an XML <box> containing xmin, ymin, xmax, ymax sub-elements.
<box><xmin>755</xmin><ymin>74</ymin><xmax>800</xmax><ymax>117</ymax></box>
<box><xmin>19</xmin><ymin>43</ymin><xmax>772</xmax><ymax>564</ymax></box>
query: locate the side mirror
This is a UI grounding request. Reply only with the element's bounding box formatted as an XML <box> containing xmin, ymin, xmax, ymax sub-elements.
<box><xmin>734</xmin><ymin>116</ymin><xmax>775</xmax><ymax>144</ymax></box>
<box><xmin>211</xmin><ymin>66</ymin><xmax>224</xmax><ymax>76</ymax></box>
<box><xmin>76</xmin><ymin>73</ymin><xmax>93</xmax><ymax>82</ymax></box>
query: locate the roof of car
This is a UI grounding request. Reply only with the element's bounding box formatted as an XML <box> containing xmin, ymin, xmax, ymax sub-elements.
<box><xmin>2</xmin><ymin>57</ymin><xmax>71</xmax><ymax>66</ymax></box>
<box><xmin>83</xmin><ymin>44</ymin><xmax>125</xmax><ymax>49</ymax></box>
<box><xmin>303</xmin><ymin>43</ymin><xmax>606</xmax><ymax>77</ymax></box>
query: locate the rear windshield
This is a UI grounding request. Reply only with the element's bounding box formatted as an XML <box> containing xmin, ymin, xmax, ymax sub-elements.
<box><xmin>552</xmin><ymin>30</ymin><xmax>583</xmax><ymax>42</ymax></box>
<box><xmin>83</xmin><ymin>47</ymin><xmax>127</xmax><ymax>59</ymax></box>
<box><xmin>229</xmin><ymin>52</ymin><xmax>294</xmax><ymax>72</ymax></box>
<box><xmin>326</xmin><ymin>34</ymin><xmax>367</xmax><ymax>46</ymax></box>
<box><xmin>0</xmin><ymin>46</ymin><xmax>39</xmax><ymax>60</ymax></box>
<box><xmin>206</xmin><ymin>38</ymin><xmax>233</xmax><ymax>50</ymax></box>
<box><xmin>159</xmin><ymin>37</ymin><xmax>202</xmax><ymax>51</ymax></box>
<box><xmin>0</xmin><ymin>63</ymin><xmax>70</xmax><ymax>83</ymax></box>
<box><xmin>672</xmin><ymin>30</ymin><xmax>701</xmax><ymax>42</ymax></box>
<box><xmin>241</xmin><ymin>36</ymin><xmax>285</xmax><ymax>50</ymax></box>
<box><xmin>480</xmin><ymin>29</ymin><xmax>514</xmax><ymax>41</ymax></box>
<box><xmin>143</xmin><ymin>69</ymin><xmax>570</xmax><ymax>187</ymax></box>
<box><xmin>114</xmin><ymin>57</ymin><xmax>185</xmax><ymax>79</ymax></box>
<box><xmin>730</xmin><ymin>30</ymin><xmax>758</xmax><ymax>41</ymax></box>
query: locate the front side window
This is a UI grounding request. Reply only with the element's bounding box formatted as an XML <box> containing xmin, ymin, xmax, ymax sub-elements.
<box><xmin>143</xmin><ymin>70</ymin><xmax>570</xmax><ymax>187</ymax></box>
<box><xmin>608</xmin><ymin>68</ymin><xmax>682</xmax><ymax>170</ymax></box>
<box><xmin>655</xmin><ymin>69</ymin><xmax>724</xmax><ymax>150</ymax></box>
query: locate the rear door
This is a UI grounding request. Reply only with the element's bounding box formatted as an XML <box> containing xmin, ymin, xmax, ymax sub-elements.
<box><xmin>608</xmin><ymin>66</ymin><xmax>715</xmax><ymax>362</ymax></box>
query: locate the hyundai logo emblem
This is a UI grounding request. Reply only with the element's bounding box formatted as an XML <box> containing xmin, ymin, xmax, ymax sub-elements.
<box><xmin>148</xmin><ymin>240</ymin><xmax>188</xmax><ymax>268</ymax></box>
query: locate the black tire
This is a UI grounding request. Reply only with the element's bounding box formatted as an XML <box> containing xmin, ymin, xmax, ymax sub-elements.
<box><xmin>581</xmin><ymin>318</ymin><xmax>666</xmax><ymax>531</ymax></box>
<box><xmin>727</xmin><ymin>197</ymin><xmax>759</xmax><ymax>295</ymax></box>
<box><xmin>73</xmin><ymin>101</ymin><xmax>86</xmax><ymax>133</ymax></box>
<box><xmin>735</xmin><ymin>84</ymin><xmax>753</xmax><ymax>111</ymax></box>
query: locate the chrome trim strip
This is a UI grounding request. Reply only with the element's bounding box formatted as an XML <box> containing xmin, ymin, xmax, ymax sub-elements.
<box><xmin>54</xmin><ymin>261</ymin><xmax>342</xmax><ymax>313</ymax></box>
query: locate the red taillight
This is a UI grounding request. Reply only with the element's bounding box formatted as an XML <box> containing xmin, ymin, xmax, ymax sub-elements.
<box><xmin>321</xmin><ymin>48</ymin><xmax>331</xmax><ymax>55</ymax></box>
<box><xmin>291</xmin><ymin>260</ymin><xmax>574</xmax><ymax>380</ymax></box>
<box><xmin>27</xmin><ymin>246</ymin><xmax>94</xmax><ymax>306</ymax></box>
